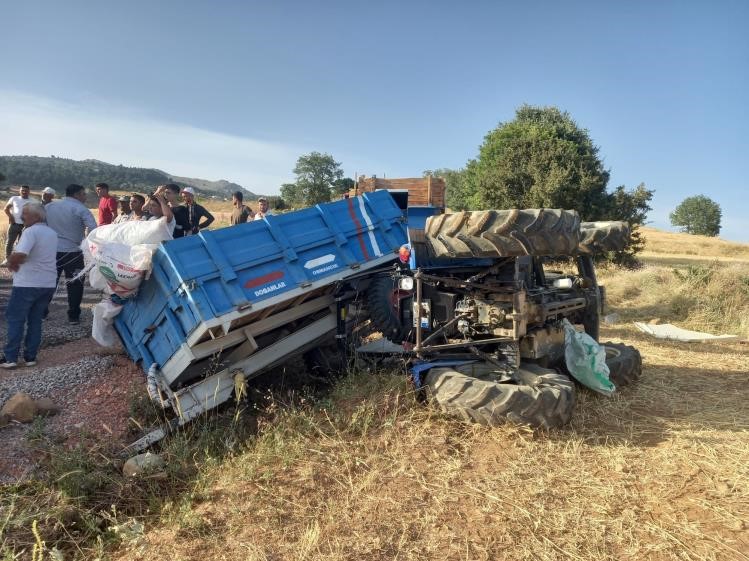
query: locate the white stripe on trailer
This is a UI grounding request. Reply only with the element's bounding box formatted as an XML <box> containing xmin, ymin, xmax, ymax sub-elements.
<box><xmin>303</xmin><ymin>254</ymin><xmax>336</xmax><ymax>269</ymax></box>
<box><xmin>357</xmin><ymin>196</ymin><xmax>382</xmax><ymax>257</ymax></box>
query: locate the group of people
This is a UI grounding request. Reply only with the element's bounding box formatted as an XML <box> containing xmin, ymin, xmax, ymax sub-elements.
<box><xmin>1</xmin><ymin>182</ymin><xmax>273</xmax><ymax>369</ymax></box>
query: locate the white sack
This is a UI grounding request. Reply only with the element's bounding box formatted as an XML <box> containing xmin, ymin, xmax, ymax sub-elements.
<box><xmin>83</xmin><ymin>218</ymin><xmax>173</xmax><ymax>346</ymax></box>
<box><xmin>92</xmin><ymin>300</ymin><xmax>124</xmax><ymax>347</ymax></box>
<box><xmin>82</xmin><ymin>218</ymin><xmax>172</xmax><ymax>298</ymax></box>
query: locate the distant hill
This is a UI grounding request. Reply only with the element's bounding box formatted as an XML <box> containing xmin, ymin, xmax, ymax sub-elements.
<box><xmin>168</xmin><ymin>175</ymin><xmax>247</xmax><ymax>197</ymax></box>
<box><xmin>0</xmin><ymin>155</ymin><xmax>257</xmax><ymax>199</ymax></box>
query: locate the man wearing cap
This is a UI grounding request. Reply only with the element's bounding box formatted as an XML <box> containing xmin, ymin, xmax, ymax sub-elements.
<box><xmin>253</xmin><ymin>197</ymin><xmax>273</xmax><ymax>220</ymax></box>
<box><xmin>113</xmin><ymin>196</ymin><xmax>132</xmax><ymax>223</ymax></box>
<box><xmin>41</xmin><ymin>187</ymin><xmax>56</xmax><ymax>206</ymax></box>
<box><xmin>95</xmin><ymin>182</ymin><xmax>118</xmax><ymax>226</ymax></box>
<box><xmin>180</xmin><ymin>187</ymin><xmax>215</xmax><ymax>234</ymax></box>
<box><xmin>3</xmin><ymin>185</ymin><xmax>37</xmax><ymax>265</ymax></box>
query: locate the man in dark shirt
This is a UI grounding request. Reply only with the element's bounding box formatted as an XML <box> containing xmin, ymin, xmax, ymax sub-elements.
<box><xmin>162</xmin><ymin>184</ymin><xmax>191</xmax><ymax>238</ymax></box>
<box><xmin>230</xmin><ymin>191</ymin><xmax>253</xmax><ymax>224</ymax></box>
<box><xmin>45</xmin><ymin>184</ymin><xmax>98</xmax><ymax>324</ymax></box>
<box><xmin>180</xmin><ymin>187</ymin><xmax>215</xmax><ymax>234</ymax></box>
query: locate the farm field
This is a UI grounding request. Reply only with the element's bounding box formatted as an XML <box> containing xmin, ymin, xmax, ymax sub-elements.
<box><xmin>1</xmin><ymin>223</ymin><xmax>748</xmax><ymax>561</ymax></box>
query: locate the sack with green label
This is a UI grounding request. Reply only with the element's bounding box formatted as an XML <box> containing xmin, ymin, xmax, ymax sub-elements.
<box><xmin>81</xmin><ymin>218</ymin><xmax>173</xmax><ymax>346</ymax></box>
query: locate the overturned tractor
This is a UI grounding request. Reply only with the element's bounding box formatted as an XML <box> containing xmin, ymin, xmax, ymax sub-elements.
<box><xmin>362</xmin><ymin>207</ymin><xmax>641</xmax><ymax>429</ymax></box>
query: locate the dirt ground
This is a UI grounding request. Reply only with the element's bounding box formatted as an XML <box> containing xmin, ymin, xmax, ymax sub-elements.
<box><xmin>0</xmin><ymin>268</ymin><xmax>147</xmax><ymax>481</ymax></box>
<box><xmin>112</xmin><ymin>326</ymin><xmax>749</xmax><ymax>561</ymax></box>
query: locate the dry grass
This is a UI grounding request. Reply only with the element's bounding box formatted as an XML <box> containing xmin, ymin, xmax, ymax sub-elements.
<box><xmin>2</xmin><ymin>221</ymin><xmax>748</xmax><ymax>560</ymax></box>
<box><xmin>638</xmin><ymin>227</ymin><xmax>749</xmax><ymax>265</ymax></box>
<box><xmin>106</xmin><ymin>227</ymin><xmax>749</xmax><ymax>561</ymax></box>
<box><xmin>599</xmin><ymin>261</ymin><xmax>749</xmax><ymax>338</ymax></box>
<box><xmin>109</xmin><ymin>335</ymin><xmax>749</xmax><ymax>561</ymax></box>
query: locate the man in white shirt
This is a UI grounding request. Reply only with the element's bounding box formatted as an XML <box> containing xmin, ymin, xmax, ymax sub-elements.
<box><xmin>113</xmin><ymin>196</ymin><xmax>132</xmax><ymax>224</ymax></box>
<box><xmin>1</xmin><ymin>203</ymin><xmax>58</xmax><ymax>368</ymax></box>
<box><xmin>253</xmin><ymin>197</ymin><xmax>273</xmax><ymax>220</ymax></box>
<box><xmin>3</xmin><ymin>185</ymin><xmax>36</xmax><ymax>264</ymax></box>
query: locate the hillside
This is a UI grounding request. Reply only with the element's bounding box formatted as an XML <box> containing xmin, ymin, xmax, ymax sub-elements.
<box><xmin>0</xmin><ymin>155</ymin><xmax>256</xmax><ymax>199</ymax></box>
<box><xmin>168</xmin><ymin>175</ymin><xmax>247</xmax><ymax>197</ymax></box>
<box><xmin>638</xmin><ymin>226</ymin><xmax>749</xmax><ymax>265</ymax></box>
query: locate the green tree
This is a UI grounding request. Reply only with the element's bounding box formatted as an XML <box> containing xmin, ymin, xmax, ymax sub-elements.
<box><xmin>280</xmin><ymin>182</ymin><xmax>302</xmax><ymax>206</ymax></box>
<box><xmin>282</xmin><ymin>152</ymin><xmax>344</xmax><ymax>207</ymax></box>
<box><xmin>467</xmin><ymin>105</ymin><xmax>613</xmax><ymax>216</ymax></box>
<box><xmin>424</xmin><ymin>164</ymin><xmax>481</xmax><ymax>211</ymax></box>
<box><xmin>442</xmin><ymin>105</ymin><xmax>654</xmax><ymax>264</ymax></box>
<box><xmin>669</xmin><ymin>195</ymin><xmax>722</xmax><ymax>236</ymax></box>
<box><xmin>604</xmin><ymin>183</ymin><xmax>654</xmax><ymax>266</ymax></box>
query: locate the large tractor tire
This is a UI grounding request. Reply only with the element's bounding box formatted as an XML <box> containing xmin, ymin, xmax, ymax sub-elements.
<box><xmin>603</xmin><ymin>343</ymin><xmax>642</xmax><ymax>388</ymax></box>
<box><xmin>366</xmin><ymin>276</ymin><xmax>412</xmax><ymax>344</ymax></box>
<box><xmin>424</xmin><ymin>362</ymin><xmax>575</xmax><ymax>429</ymax></box>
<box><xmin>425</xmin><ymin>209</ymin><xmax>581</xmax><ymax>258</ymax></box>
<box><xmin>578</xmin><ymin>221</ymin><xmax>630</xmax><ymax>254</ymax></box>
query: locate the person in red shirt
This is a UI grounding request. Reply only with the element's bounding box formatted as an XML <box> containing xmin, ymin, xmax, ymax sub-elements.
<box><xmin>95</xmin><ymin>182</ymin><xmax>118</xmax><ymax>225</ymax></box>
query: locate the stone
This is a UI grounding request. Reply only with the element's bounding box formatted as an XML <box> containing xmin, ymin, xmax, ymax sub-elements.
<box><xmin>123</xmin><ymin>452</ymin><xmax>166</xmax><ymax>477</ymax></box>
<box><xmin>0</xmin><ymin>392</ymin><xmax>39</xmax><ymax>423</ymax></box>
<box><xmin>648</xmin><ymin>318</ymin><xmax>661</xmax><ymax>325</ymax></box>
<box><xmin>34</xmin><ymin>397</ymin><xmax>61</xmax><ymax>417</ymax></box>
<box><xmin>603</xmin><ymin>313</ymin><xmax>620</xmax><ymax>325</ymax></box>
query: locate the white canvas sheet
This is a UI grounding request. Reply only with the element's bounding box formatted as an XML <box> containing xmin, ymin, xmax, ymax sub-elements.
<box><xmin>633</xmin><ymin>322</ymin><xmax>738</xmax><ymax>342</ymax></box>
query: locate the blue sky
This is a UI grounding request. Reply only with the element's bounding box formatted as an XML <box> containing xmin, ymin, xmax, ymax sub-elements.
<box><xmin>2</xmin><ymin>0</ymin><xmax>747</xmax><ymax>240</ymax></box>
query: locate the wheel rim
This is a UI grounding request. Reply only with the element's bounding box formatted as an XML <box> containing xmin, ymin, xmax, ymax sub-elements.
<box><xmin>604</xmin><ymin>346</ymin><xmax>621</xmax><ymax>360</ymax></box>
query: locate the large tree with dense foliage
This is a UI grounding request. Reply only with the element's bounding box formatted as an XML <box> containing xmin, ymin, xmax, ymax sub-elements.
<box><xmin>465</xmin><ymin>105</ymin><xmax>614</xmax><ymax>215</ymax></box>
<box><xmin>436</xmin><ymin>105</ymin><xmax>653</xmax><ymax>264</ymax></box>
<box><xmin>669</xmin><ymin>195</ymin><xmax>722</xmax><ymax>237</ymax></box>
<box><xmin>280</xmin><ymin>152</ymin><xmax>344</xmax><ymax>207</ymax></box>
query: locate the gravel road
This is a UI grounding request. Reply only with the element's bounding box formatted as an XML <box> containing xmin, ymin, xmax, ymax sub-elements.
<box><xmin>0</xmin><ymin>355</ymin><xmax>116</xmax><ymax>405</ymax></box>
<box><xmin>0</xmin><ymin>267</ymin><xmax>147</xmax><ymax>483</ymax></box>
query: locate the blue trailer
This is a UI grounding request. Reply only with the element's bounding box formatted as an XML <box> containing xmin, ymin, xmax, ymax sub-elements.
<box><xmin>116</xmin><ymin>190</ymin><xmax>409</xmax><ymax>447</ymax></box>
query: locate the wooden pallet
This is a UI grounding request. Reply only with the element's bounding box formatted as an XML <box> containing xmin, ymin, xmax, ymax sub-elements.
<box><xmin>357</xmin><ymin>176</ymin><xmax>445</xmax><ymax>207</ymax></box>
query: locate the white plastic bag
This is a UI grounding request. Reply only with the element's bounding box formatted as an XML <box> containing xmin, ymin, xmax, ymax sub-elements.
<box><xmin>82</xmin><ymin>219</ymin><xmax>173</xmax><ymax>346</ymax></box>
<box><xmin>82</xmin><ymin>219</ymin><xmax>172</xmax><ymax>298</ymax></box>
<box><xmin>562</xmin><ymin>319</ymin><xmax>615</xmax><ymax>395</ymax></box>
<box><xmin>92</xmin><ymin>300</ymin><xmax>123</xmax><ymax>347</ymax></box>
